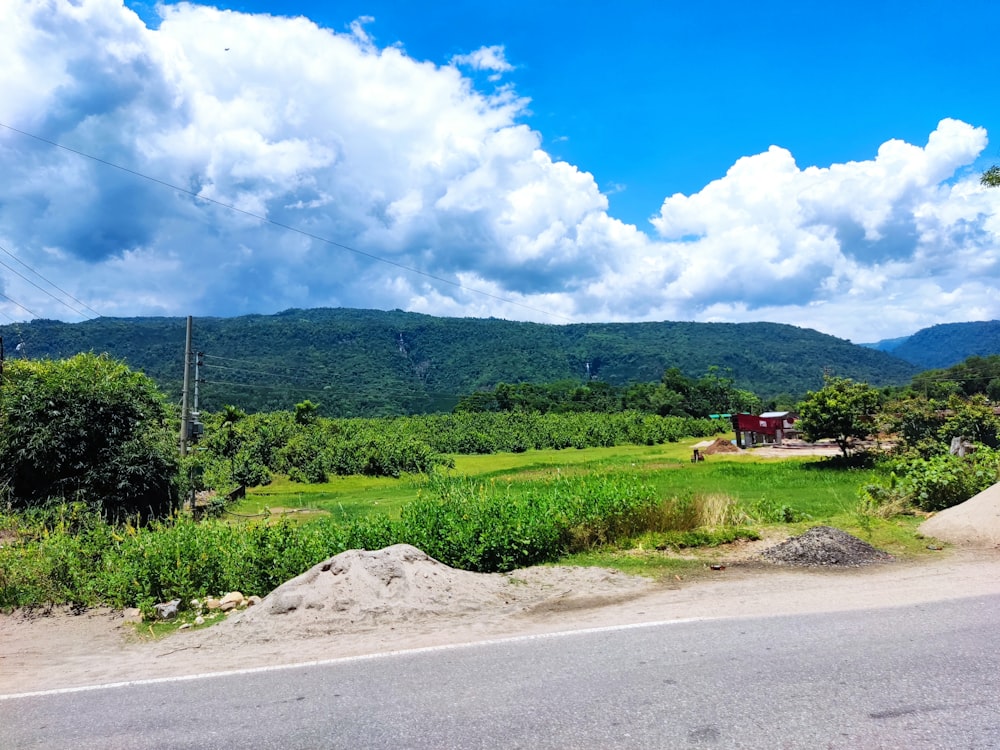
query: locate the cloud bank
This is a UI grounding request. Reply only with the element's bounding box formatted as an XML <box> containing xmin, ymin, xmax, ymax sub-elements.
<box><xmin>0</xmin><ymin>0</ymin><xmax>998</xmax><ymax>342</ymax></box>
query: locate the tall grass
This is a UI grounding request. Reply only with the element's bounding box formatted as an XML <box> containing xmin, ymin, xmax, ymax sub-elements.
<box><xmin>0</xmin><ymin>454</ymin><xmax>886</xmax><ymax>614</ymax></box>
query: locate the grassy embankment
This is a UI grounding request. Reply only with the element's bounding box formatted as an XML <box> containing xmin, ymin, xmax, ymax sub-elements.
<box><xmin>234</xmin><ymin>435</ymin><xmax>929</xmax><ymax>576</ymax></box>
<box><xmin>0</xmin><ymin>435</ymin><xmax>932</xmax><ymax>615</ymax></box>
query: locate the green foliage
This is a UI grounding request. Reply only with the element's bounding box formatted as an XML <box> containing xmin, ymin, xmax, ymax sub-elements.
<box><xmin>858</xmin><ymin>446</ymin><xmax>1000</xmax><ymax>514</ymax></box>
<box><xmin>1</xmin><ymin>446</ymin><xmax>913</xmax><ymax>613</ymax></box>
<box><xmin>191</xmin><ymin>408</ymin><xmax>720</xmax><ymax>487</ymax></box>
<box><xmin>981</xmin><ymin>165</ymin><xmax>1000</xmax><ymax>187</ymax></box>
<box><xmin>0</xmin><ymin>506</ymin><xmax>400</xmax><ymax>614</ymax></box>
<box><xmin>886</xmin><ymin>448</ymin><xmax>1000</xmax><ymax>512</ymax></box>
<box><xmin>893</xmin><ymin>323</ymin><xmax>1000</xmax><ymax>371</ymax></box>
<box><xmin>0</xmin><ymin>354</ymin><xmax>178</xmax><ymax>519</ymax></box>
<box><xmin>0</xmin><ymin>309</ymin><xmax>918</xmax><ymax>416</ymax></box>
<box><xmin>458</xmin><ymin>367</ymin><xmax>763</xmax><ymax>419</ymax></box>
<box><xmin>797</xmin><ymin>376</ymin><xmax>881</xmax><ymax>456</ymax></box>
<box><xmin>399</xmin><ymin>471</ymin><xmax>663</xmax><ymax>572</ymax></box>
<box><xmin>911</xmin><ymin>355</ymin><xmax>1000</xmax><ymax>399</ymax></box>
<box><xmin>879</xmin><ymin>393</ymin><xmax>1000</xmax><ymax>457</ymax></box>
<box><xmin>937</xmin><ymin>395</ymin><xmax>1000</xmax><ymax>449</ymax></box>
<box><xmin>878</xmin><ymin>395</ymin><xmax>946</xmax><ymax>456</ymax></box>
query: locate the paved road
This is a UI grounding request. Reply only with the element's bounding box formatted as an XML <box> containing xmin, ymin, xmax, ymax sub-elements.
<box><xmin>4</xmin><ymin>594</ymin><xmax>998</xmax><ymax>749</ymax></box>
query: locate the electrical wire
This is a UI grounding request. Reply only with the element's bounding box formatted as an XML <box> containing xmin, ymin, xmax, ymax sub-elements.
<box><xmin>0</xmin><ymin>243</ymin><xmax>102</xmax><ymax>319</ymax></box>
<box><xmin>0</xmin><ymin>248</ymin><xmax>94</xmax><ymax>320</ymax></box>
<box><xmin>0</xmin><ymin>290</ymin><xmax>40</xmax><ymax>321</ymax></box>
<box><xmin>0</xmin><ymin>121</ymin><xmax>575</xmax><ymax>324</ymax></box>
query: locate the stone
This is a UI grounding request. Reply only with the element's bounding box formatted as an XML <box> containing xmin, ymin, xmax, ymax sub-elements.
<box><xmin>220</xmin><ymin>600</ymin><xmax>238</xmax><ymax>612</ymax></box>
<box><xmin>205</xmin><ymin>598</ymin><xmax>222</xmax><ymax>610</ymax></box>
<box><xmin>220</xmin><ymin>591</ymin><xmax>245</xmax><ymax>607</ymax></box>
<box><xmin>122</xmin><ymin>607</ymin><xmax>143</xmax><ymax>624</ymax></box>
<box><xmin>247</xmin><ymin>595</ymin><xmax>262</xmax><ymax>607</ymax></box>
<box><xmin>194</xmin><ymin>615</ymin><xmax>205</xmax><ymax>625</ymax></box>
<box><xmin>153</xmin><ymin>599</ymin><xmax>181</xmax><ymax>620</ymax></box>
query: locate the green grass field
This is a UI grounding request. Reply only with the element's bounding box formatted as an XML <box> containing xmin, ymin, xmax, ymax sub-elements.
<box><xmin>222</xmin><ymin>435</ymin><xmax>936</xmax><ymax>583</ymax></box>
<box><xmin>237</xmin><ymin>436</ymin><xmax>883</xmax><ymax>531</ymax></box>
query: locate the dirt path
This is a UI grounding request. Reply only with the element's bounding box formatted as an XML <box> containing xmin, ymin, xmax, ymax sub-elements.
<box><xmin>3</xmin><ymin>545</ymin><xmax>999</xmax><ymax>697</ymax></box>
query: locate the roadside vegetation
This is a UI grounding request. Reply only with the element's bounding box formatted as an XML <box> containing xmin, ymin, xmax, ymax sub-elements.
<box><xmin>1</xmin><ymin>355</ymin><xmax>999</xmax><ymax>619</ymax></box>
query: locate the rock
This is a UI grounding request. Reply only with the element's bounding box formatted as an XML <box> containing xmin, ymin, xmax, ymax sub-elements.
<box><xmin>122</xmin><ymin>607</ymin><xmax>143</xmax><ymax>624</ymax></box>
<box><xmin>153</xmin><ymin>599</ymin><xmax>181</xmax><ymax>620</ymax></box>
<box><xmin>178</xmin><ymin>623</ymin><xmax>191</xmax><ymax>630</ymax></box>
<box><xmin>194</xmin><ymin>615</ymin><xmax>205</xmax><ymax>625</ymax></box>
<box><xmin>247</xmin><ymin>595</ymin><xmax>262</xmax><ymax>607</ymax></box>
<box><xmin>220</xmin><ymin>600</ymin><xmax>238</xmax><ymax>612</ymax></box>
<box><xmin>205</xmin><ymin>598</ymin><xmax>222</xmax><ymax>610</ymax></box>
<box><xmin>220</xmin><ymin>591</ymin><xmax>245</xmax><ymax>607</ymax></box>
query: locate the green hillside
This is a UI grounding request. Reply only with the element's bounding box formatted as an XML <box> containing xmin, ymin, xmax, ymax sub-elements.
<box><xmin>888</xmin><ymin>320</ymin><xmax>1000</xmax><ymax>370</ymax></box>
<box><xmin>0</xmin><ymin>308</ymin><xmax>918</xmax><ymax>416</ymax></box>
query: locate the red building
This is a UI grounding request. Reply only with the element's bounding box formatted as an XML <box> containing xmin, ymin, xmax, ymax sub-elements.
<box><xmin>733</xmin><ymin>411</ymin><xmax>797</xmax><ymax>447</ymax></box>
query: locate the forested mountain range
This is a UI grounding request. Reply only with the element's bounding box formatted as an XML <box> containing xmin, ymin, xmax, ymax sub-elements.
<box><xmin>868</xmin><ymin>320</ymin><xmax>1000</xmax><ymax>370</ymax></box>
<box><xmin>891</xmin><ymin>320</ymin><xmax>1000</xmax><ymax>370</ymax></box>
<box><xmin>0</xmin><ymin>308</ymin><xmax>919</xmax><ymax>416</ymax></box>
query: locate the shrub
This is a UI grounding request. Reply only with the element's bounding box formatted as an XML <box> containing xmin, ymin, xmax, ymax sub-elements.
<box><xmin>0</xmin><ymin>354</ymin><xmax>178</xmax><ymax>520</ymax></box>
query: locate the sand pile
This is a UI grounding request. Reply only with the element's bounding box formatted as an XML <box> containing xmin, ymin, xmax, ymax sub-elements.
<box><xmin>918</xmin><ymin>482</ymin><xmax>1000</xmax><ymax>548</ymax></box>
<box><xmin>702</xmin><ymin>437</ymin><xmax>740</xmax><ymax>455</ymax></box>
<box><xmin>219</xmin><ymin>544</ymin><xmax>654</xmax><ymax>639</ymax></box>
<box><xmin>761</xmin><ymin>526</ymin><xmax>893</xmax><ymax>567</ymax></box>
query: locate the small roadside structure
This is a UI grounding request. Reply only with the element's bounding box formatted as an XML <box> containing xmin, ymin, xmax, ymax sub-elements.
<box><xmin>733</xmin><ymin>411</ymin><xmax>797</xmax><ymax>448</ymax></box>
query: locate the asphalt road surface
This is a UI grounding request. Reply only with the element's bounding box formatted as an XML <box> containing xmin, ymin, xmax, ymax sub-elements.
<box><xmin>3</xmin><ymin>594</ymin><xmax>998</xmax><ymax>749</ymax></box>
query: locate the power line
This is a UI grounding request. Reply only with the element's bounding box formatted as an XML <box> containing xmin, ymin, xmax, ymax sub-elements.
<box><xmin>0</xmin><ymin>243</ymin><xmax>102</xmax><ymax>319</ymax></box>
<box><xmin>0</xmin><ymin>121</ymin><xmax>575</xmax><ymax>324</ymax></box>
<box><xmin>0</xmin><ymin>244</ymin><xmax>95</xmax><ymax>320</ymax></box>
<box><xmin>0</xmin><ymin>290</ymin><xmax>40</xmax><ymax>321</ymax></box>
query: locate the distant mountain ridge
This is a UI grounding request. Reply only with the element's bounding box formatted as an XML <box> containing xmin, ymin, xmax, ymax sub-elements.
<box><xmin>860</xmin><ymin>335</ymin><xmax>910</xmax><ymax>353</ymax></box>
<box><xmin>862</xmin><ymin>320</ymin><xmax>1000</xmax><ymax>370</ymax></box>
<box><xmin>0</xmin><ymin>308</ymin><xmax>918</xmax><ymax>416</ymax></box>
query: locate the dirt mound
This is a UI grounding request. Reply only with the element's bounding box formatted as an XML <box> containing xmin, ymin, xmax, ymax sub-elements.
<box><xmin>218</xmin><ymin>544</ymin><xmax>654</xmax><ymax>640</ymax></box>
<box><xmin>702</xmin><ymin>437</ymin><xmax>740</xmax><ymax>455</ymax></box>
<box><xmin>918</xmin><ymin>482</ymin><xmax>1000</xmax><ymax>548</ymax></box>
<box><xmin>761</xmin><ymin>526</ymin><xmax>893</xmax><ymax>567</ymax></box>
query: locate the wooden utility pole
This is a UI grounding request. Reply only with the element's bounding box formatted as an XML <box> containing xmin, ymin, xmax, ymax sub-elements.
<box><xmin>179</xmin><ymin>316</ymin><xmax>192</xmax><ymax>457</ymax></box>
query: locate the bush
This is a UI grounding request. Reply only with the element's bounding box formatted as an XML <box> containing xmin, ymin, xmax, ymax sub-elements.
<box><xmin>859</xmin><ymin>446</ymin><xmax>1000</xmax><ymax>514</ymax></box>
<box><xmin>399</xmin><ymin>472</ymin><xmax>661</xmax><ymax>572</ymax></box>
<box><xmin>898</xmin><ymin>448</ymin><xmax>999</xmax><ymax>512</ymax></box>
<box><xmin>0</xmin><ymin>354</ymin><xmax>178</xmax><ymax>519</ymax></box>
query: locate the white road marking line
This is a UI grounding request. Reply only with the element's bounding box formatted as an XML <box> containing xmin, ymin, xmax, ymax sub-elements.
<box><xmin>0</xmin><ymin>616</ymin><xmax>709</xmax><ymax>701</ymax></box>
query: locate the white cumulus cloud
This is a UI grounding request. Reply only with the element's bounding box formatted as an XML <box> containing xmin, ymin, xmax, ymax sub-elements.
<box><xmin>450</xmin><ymin>45</ymin><xmax>514</xmax><ymax>81</ymax></box>
<box><xmin>0</xmin><ymin>1</ymin><xmax>998</xmax><ymax>344</ymax></box>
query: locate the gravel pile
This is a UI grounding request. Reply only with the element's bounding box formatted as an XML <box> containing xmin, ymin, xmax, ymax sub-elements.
<box><xmin>761</xmin><ymin>526</ymin><xmax>894</xmax><ymax>567</ymax></box>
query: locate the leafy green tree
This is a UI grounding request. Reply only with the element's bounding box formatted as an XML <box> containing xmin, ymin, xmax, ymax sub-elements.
<box><xmin>0</xmin><ymin>353</ymin><xmax>178</xmax><ymax>519</ymax></box>
<box><xmin>878</xmin><ymin>395</ymin><xmax>945</xmax><ymax>456</ymax></box>
<box><xmin>938</xmin><ymin>395</ymin><xmax>1000</xmax><ymax>449</ymax></box>
<box><xmin>987</xmin><ymin>378</ymin><xmax>1000</xmax><ymax>403</ymax></box>
<box><xmin>797</xmin><ymin>376</ymin><xmax>881</xmax><ymax>456</ymax></box>
<box><xmin>982</xmin><ymin>165</ymin><xmax>1000</xmax><ymax>187</ymax></box>
<box><xmin>622</xmin><ymin>382</ymin><xmax>686</xmax><ymax>416</ymax></box>
<box><xmin>294</xmin><ymin>399</ymin><xmax>320</xmax><ymax>425</ymax></box>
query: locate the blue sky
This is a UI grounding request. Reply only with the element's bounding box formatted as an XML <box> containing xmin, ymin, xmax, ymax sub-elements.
<box><xmin>1</xmin><ymin>0</ymin><xmax>999</xmax><ymax>342</ymax></box>
<box><xmin>126</xmin><ymin>0</ymin><xmax>999</xmax><ymax>226</ymax></box>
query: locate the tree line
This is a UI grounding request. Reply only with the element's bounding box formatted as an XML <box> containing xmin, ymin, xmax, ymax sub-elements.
<box><xmin>454</xmin><ymin>366</ymin><xmax>767</xmax><ymax>418</ymax></box>
<box><xmin>1</xmin><ymin>352</ymin><xmax>997</xmax><ymax>523</ymax></box>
